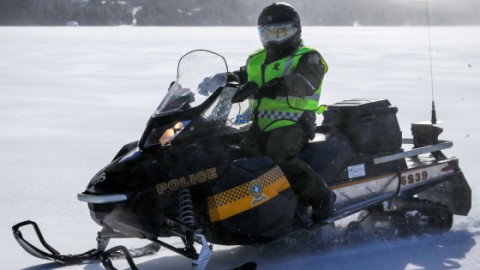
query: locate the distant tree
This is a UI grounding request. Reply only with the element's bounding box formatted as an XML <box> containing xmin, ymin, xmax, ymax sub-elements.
<box><xmin>0</xmin><ymin>0</ymin><xmax>479</xmax><ymax>26</ymax></box>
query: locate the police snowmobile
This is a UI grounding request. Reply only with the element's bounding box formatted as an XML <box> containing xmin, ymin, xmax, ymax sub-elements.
<box><xmin>13</xmin><ymin>50</ymin><xmax>471</xmax><ymax>270</ymax></box>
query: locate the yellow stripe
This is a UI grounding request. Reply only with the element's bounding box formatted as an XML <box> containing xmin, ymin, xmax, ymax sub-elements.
<box><xmin>208</xmin><ymin>168</ymin><xmax>290</xmax><ymax>222</ymax></box>
<box><xmin>207</xmin><ymin>167</ymin><xmax>285</xmax><ymax>209</ymax></box>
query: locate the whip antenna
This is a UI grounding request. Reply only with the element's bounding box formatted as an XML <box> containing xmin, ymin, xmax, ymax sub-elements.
<box><xmin>425</xmin><ymin>0</ymin><xmax>437</xmax><ymax>124</ymax></box>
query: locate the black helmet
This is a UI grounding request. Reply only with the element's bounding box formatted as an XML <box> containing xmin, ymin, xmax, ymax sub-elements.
<box><xmin>257</xmin><ymin>2</ymin><xmax>302</xmax><ymax>58</ymax></box>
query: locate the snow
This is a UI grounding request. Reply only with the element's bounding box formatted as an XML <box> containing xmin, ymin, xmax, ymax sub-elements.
<box><xmin>0</xmin><ymin>26</ymin><xmax>479</xmax><ymax>269</ymax></box>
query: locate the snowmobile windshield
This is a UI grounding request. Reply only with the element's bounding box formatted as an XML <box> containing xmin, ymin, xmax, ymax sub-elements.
<box><xmin>155</xmin><ymin>50</ymin><xmax>228</xmax><ymax>115</ymax></box>
<box><xmin>141</xmin><ymin>50</ymin><xmax>253</xmax><ymax>149</ymax></box>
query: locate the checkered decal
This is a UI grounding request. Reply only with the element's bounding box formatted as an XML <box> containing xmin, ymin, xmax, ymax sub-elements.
<box><xmin>258</xmin><ymin>111</ymin><xmax>302</xmax><ymax>121</ymax></box>
<box><xmin>207</xmin><ymin>167</ymin><xmax>285</xmax><ymax>210</ymax></box>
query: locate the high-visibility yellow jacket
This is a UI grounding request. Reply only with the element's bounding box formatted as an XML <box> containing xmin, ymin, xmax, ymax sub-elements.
<box><xmin>246</xmin><ymin>45</ymin><xmax>328</xmax><ymax>132</ymax></box>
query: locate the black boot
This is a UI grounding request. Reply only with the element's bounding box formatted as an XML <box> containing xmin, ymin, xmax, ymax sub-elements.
<box><xmin>295</xmin><ymin>201</ymin><xmax>314</xmax><ymax>228</ymax></box>
<box><xmin>311</xmin><ymin>190</ymin><xmax>336</xmax><ymax>223</ymax></box>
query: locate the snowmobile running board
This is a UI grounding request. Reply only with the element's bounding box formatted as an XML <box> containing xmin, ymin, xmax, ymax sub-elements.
<box><xmin>373</xmin><ymin>139</ymin><xmax>452</xmax><ymax>165</ymax></box>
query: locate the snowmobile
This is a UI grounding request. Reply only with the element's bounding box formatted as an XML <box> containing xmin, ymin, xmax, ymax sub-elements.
<box><xmin>13</xmin><ymin>50</ymin><xmax>471</xmax><ymax>270</ymax></box>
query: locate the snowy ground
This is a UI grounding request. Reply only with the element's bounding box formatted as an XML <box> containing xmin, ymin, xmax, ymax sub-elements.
<box><xmin>0</xmin><ymin>26</ymin><xmax>479</xmax><ymax>270</ymax></box>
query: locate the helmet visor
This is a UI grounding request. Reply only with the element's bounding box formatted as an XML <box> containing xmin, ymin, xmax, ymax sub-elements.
<box><xmin>258</xmin><ymin>22</ymin><xmax>298</xmax><ymax>46</ymax></box>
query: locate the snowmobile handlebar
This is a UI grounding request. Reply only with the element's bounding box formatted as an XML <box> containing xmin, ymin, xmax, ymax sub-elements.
<box><xmin>231</xmin><ymin>81</ymin><xmax>259</xmax><ymax>103</ymax></box>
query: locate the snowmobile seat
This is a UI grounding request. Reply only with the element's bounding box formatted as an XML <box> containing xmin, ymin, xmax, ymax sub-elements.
<box><xmin>300</xmin><ymin>125</ymin><xmax>355</xmax><ymax>183</ymax></box>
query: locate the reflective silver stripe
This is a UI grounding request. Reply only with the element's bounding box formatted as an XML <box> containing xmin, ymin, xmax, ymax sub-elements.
<box><xmin>295</xmin><ymin>73</ymin><xmax>316</xmax><ymax>91</ymax></box>
<box><xmin>282</xmin><ymin>47</ymin><xmax>301</xmax><ymax>76</ymax></box>
<box><xmin>77</xmin><ymin>193</ymin><xmax>128</xmax><ymax>204</ymax></box>
<box><xmin>307</xmin><ymin>93</ymin><xmax>321</xmax><ymax>101</ymax></box>
<box><xmin>274</xmin><ymin>93</ymin><xmax>320</xmax><ymax>102</ymax></box>
<box><xmin>283</xmin><ymin>55</ymin><xmax>296</xmax><ymax>77</ymax></box>
<box><xmin>258</xmin><ymin>111</ymin><xmax>302</xmax><ymax>121</ymax></box>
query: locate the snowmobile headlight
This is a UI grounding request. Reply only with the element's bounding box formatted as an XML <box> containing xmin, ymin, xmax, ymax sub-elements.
<box><xmin>90</xmin><ymin>172</ymin><xmax>107</xmax><ymax>186</ymax></box>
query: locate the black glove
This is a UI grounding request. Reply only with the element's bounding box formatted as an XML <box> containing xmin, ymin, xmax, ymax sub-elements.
<box><xmin>227</xmin><ymin>72</ymin><xmax>240</xmax><ymax>83</ymax></box>
<box><xmin>232</xmin><ymin>81</ymin><xmax>259</xmax><ymax>103</ymax></box>
<box><xmin>258</xmin><ymin>77</ymin><xmax>286</xmax><ymax>99</ymax></box>
<box><xmin>198</xmin><ymin>72</ymin><xmax>227</xmax><ymax>96</ymax></box>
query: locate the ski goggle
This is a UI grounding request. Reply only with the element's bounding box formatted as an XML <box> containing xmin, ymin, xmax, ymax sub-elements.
<box><xmin>258</xmin><ymin>22</ymin><xmax>298</xmax><ymax>45</ymax></box>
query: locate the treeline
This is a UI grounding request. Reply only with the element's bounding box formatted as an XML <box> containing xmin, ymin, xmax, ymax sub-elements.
<box><xmin>0</xmin><ymin>0</ymin><xmax>132</xmax><ymax>26</ymax></box>
<box><xmin>1</xmin><ymin>0</ymin><xmax>479</xmax><ymax>26</ymax></box>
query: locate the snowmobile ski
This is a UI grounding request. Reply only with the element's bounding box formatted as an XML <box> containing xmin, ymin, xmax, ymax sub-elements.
<box><xmin>12</xmin><ymin>220</ymin><xmax>101</xmax><ymax>264</ymax></box>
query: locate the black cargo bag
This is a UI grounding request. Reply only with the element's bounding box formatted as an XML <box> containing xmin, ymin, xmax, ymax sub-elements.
<box><xmin>322</xmin><ymin>99</ymin><xmax>402</xmax><ymax>153</ymax></box>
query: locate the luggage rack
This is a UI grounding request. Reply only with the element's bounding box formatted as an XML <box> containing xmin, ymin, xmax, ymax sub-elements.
<box><xmin>373</xmin><ymin>139</ymin><xmax>452</xmax><ymax>165</ymax></box>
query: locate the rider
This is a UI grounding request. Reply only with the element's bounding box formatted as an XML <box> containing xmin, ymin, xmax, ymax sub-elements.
<box><xmin>232</xmin><ymin>2</ymin><xmax>336</xmax><ymax>223</ymax></box>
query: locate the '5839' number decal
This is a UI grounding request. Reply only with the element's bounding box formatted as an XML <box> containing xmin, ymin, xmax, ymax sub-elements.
<box><xmin>401</xmin><ymin>171</ymin><xmax>428</xmax><ymax>186</ymax></box>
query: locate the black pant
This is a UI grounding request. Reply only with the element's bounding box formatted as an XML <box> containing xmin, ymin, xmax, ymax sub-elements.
<box><xmin>251</xmin><ymin>124</ymin><xmax>331</xmax><ymax>207</ymax></box>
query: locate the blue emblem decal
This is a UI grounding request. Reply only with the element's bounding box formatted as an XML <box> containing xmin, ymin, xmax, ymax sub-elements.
<box><xmin>248</xmin><ymin>180</ymin><xmax>267</xmax><ymax>206</ymax></box>
<box><xmin>235</xmin><ymin>114</ymin><xmax>250</xmax><ymax>124</ymax></box>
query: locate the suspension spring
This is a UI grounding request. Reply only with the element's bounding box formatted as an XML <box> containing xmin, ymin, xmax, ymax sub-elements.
<box><xmin>179</xmin><ymin>188</ymin><xmax>196</xmax><ymax>229</ymax></box>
